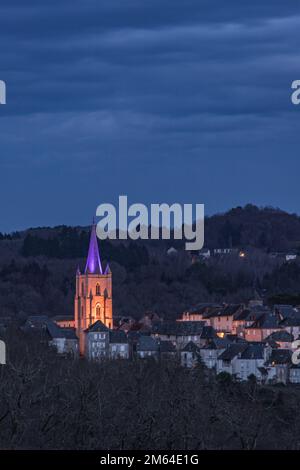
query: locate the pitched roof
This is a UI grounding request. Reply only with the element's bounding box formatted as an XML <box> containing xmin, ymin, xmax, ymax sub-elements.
<box><xmin>265</xmin><ymin>330</ymin><xmax>293</xmax><ymax>342</ymax></box>
<box><xmin>86</xmin><ymin>320</ymin><xmax>109</xmax><ymax>333</ymax></box>
<box><xmin>247</xmin><ymin>312</ymin><xmax>280</xmax><ymax>329</ymax></box>
<box><xmin>202</xmin><ymin>337</ymin><xmax>230</xmax><ymax>350</ymax></box>
<box><xmin>280</xmin><ymin>317</ymin><xmax>300</xmax><ymax>327</ymax></box>
<box><xmin>181</xmin><ymin>341</ymin><xmax>200</xmax><ymax>353</ymax></box>
<box><xmin>109</xmin><ymin>330</ymin><xmax>127</xmax><ymax>344</ymax></box>
<box><xmin>269</xmin><ymin>349</ymin><xmax>292</xmax><ymax>365</ymax></box>
<box><xmin>152</xmin><ymin>321</ymin><xmax>205</xmax><ymax>336</ymax></box>
<box><xmin>185</xmin><ymin>303</ymin><xmax>222</xmax><ymax>315</ymax></box>
<box><xmin>84</xmin><ymin>223</ymin><xmax>103</xmax><ymax>275</ymax></box>
<box><xmin>233</xmin><ymin>309</ymin><xmax>248</xmax><ymax>321</ymax></box>
<box><xmin>209</xmin><ymin>304</ymin><xmax>243</xmax><ymax>318</ymax></box>
<box><xmin>274</xmin><ymin>305</ymin><xmax>300</xmax><ymax>319</ymax></box>
<box><xmin>217</xmin><ymin>344</ymin><xmax>247</xmax><ymax>361</ymax></box>
<box><xmin>52</xmin><ymin>315</ymin><xmax>74</xmax><ymax>322</ymax></box>
<box><xmin>200</xmin><ymin>325</ymin><xmax>217</xmax><ymax>339</ymax></box>
<box><xmin>240</xmin><ymin>343</ymin><xmax>265</xmax><ymax>360</ymax></box>
<box><xmin>59</xmin><ymin>328</ymin><xmax>78</xmax><ymax>340</ymax></box>
<box><xmin>137</xmin><ymin>335</ymin><xmax>159</xmax><ymax>352</ymax></box>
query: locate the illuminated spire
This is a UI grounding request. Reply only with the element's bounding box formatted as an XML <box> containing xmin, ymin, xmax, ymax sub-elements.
<box><xmin>84</xmin><ymin>222</ymin><xmax>103</xmax><ymax>275</ymax></box>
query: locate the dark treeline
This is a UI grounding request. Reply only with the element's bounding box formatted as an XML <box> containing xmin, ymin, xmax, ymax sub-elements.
<box><xmin>19</xmin><ymin>205</ymin><xmax>300</xmax><ymax>259</ymax></box>
<box><xmin>0</xmin><ymin>252</ymin><xmax>300</xmax><ymax>320</ymax></box>
<box><xmin>0</xmin><ymin>232</ymin><xmax>21</xmax><ymax>241</ymax></box>
<box><xmin>0</xmin><ymin>205</ymin><xmax>299</xmax><ymax>320</ymax></box>
<box><xmin>205</xmin><ymin>204</ymin><xmax>300</xmax><ymax>251</ymax></box>
<box><xmin>0</xmin><ymin>327</ymin><xmax>300</xmax><ymax>450</ymax></box>
<box><xmin>22</xmin><ymin>227</ymin><xmax>149</xmax><ymax>269</ymax></box>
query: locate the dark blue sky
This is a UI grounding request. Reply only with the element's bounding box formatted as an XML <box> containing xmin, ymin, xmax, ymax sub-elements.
<box><xmin>0</xmin><ymin>0</ymin><xmax>299</xmax><ymax>232</ymax></box>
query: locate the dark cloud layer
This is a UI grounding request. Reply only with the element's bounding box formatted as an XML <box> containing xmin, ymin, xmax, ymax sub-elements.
<box><xmin>0</xmin><ymin>1</ymin><xmax>299</xmax><ymax>231</ymax></box>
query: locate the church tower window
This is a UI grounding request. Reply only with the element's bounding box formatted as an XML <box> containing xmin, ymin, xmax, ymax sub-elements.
<box><xmin>96</xmin><ymin>284</ymin><xmax>101</xmax><ymax>296</ymax></box>
<box><xmin>96</xmin><ymin>305</ymin><xmax>101</xmax><ymax>319</ymax></box>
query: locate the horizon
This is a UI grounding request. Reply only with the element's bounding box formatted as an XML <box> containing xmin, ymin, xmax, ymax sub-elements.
<box><xmin>2</xmin><ymin>201</ymin><xmax>299</xmax><ymax>235</ymax></box>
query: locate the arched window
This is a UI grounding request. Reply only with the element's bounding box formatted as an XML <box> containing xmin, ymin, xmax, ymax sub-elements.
<box><xmin>81</xmin><ymin>282</ymin><xmax>84</xmax><ymax>296</ymax></box>
<box><xmin>96</xmin><ymin>305</ymin><xmax>101</xmax><ymax>319</ymax></box>
<box><xmin>96</xmin><ymin>284</ymin><xmax>101</xmax><ymax>296</ymax></box>
<box><xmin>81</xmin><ymin>306</ymin><xmax>84</xmax><ymax>318</ymax></box>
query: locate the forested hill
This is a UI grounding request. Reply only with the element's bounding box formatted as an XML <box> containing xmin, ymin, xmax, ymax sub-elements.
<box><xmin>204</xmin><ymin>204</ymin><xmax>300</xmax><ymax>251</ymax></box>
<box><xmin>14</xmin><ymin>204</ymin><xmax>300</xmax><ymax>256</ymax></box>
<box><xmin>0</xmin><ymin>204</ymin><xmax>299</xmax><ymax>322</ymax></box>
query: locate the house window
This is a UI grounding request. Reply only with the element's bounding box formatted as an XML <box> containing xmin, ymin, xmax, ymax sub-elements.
<box><xmin>96</xmin><ymin>284</ymin><xmax>101</xmax><ymax>296</ymax></box>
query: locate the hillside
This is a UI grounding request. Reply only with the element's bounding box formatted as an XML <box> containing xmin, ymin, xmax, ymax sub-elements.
<box><xmin>0</xmin><ymin>204</ymin><xmax>299</xmax><ymax>322</ymax></box>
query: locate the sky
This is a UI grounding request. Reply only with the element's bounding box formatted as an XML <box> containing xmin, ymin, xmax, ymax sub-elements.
<box><xmin>0</xmin><ymin>0</ymin><xmax>300</xmax><ymax>232</ymax></box>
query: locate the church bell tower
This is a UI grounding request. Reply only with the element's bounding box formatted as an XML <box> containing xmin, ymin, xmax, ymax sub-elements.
<box><xmin>75</xmin><ymin>223</ymin><xmax>113</xmax><ymax>355</ymax></box>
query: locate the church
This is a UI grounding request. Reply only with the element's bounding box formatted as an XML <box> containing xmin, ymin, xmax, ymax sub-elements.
<box><xmin>57</xmin><ymin>223</ymin><xmax>113</xmax><ymax>356</ymax></box>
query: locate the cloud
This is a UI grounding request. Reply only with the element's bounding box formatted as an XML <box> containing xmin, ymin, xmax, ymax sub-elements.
<box><xmin>0</xmin><ymin>1</ymin><xmax>299</xmax><ymax>230</ymax></box>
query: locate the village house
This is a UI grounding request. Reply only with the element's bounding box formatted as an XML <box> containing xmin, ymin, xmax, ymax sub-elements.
<box><xmin>180</xmin><ymin>303</ymin><xmax>221</xmax><ymax>323</ymax></box>
<box><xmin>151</xmin><ymin>321</ymin><xmax>205</xmax><ymax>349</ymax></box>
<box><xmin>24</xmin><ymin>315</ymin><xmax>79</xmax><ymax>357</ymax></box>
<box><xmin>199</xmin><ymin>337</ymin><xmax>229</xmax><ymax>369</ymax></box>
<box><xmin>85</xmin><ymin>320</ymin><xmax>110</xmax><ymax>360</ymax></box>
<box><xmin>244</xmin><ymin>311</ymin><xmax>281</xmax><ymax>342</ymax></box>
<box><xmin>216</xmin><ymin>343</ymin><xmax>272</xmax><ymax>382</ymax></box>
<box><xmin>208</xmin><ymin>304</ymin><xmax>244</xmax><ymax>334</ymax></box>
<box><xmin>180</xmin><ymin>341</ymin><xmax>201</xmax><ymax>368</ymax></box>
<box><xmin>216</xmin><ymin>343</ymin><xmax>248</xmax><ymax>376</ymax></box>
<box><xmin>265</xmin><ymin>330</ymin><xmax>294</xmax><ymax>349</ymax></box>
<box><xmin>280</xmin><ymin>317</ymin><xmax>300</xmax><ymax>340</ymax></box>
<box><xmin>136</xmin><ymin>335</ymin><xmax>159</xmax><ymax>359</ymax></box>
<box><xmin>266</xmin><ymin>349</ymin><xmax>292</xmax><ymax>384</ymax></box>
<box><xmin>232</xmin><ymin>308</ymin><xmax>252</xmax><ymax>336</ymax></box>
<box><xmin>234</xmin><ymin>343</ymin><xmax>272</xmax><ymax>382</ymax></box>
<box><xmin>85</xmin><ymin>321</ymin><xmax>130</xmax><ymax>360</ymax></box>
<box><xmin>109</xmin><ymin>330</ymin><xmax>129</xmax><ymax>359</ymax></box>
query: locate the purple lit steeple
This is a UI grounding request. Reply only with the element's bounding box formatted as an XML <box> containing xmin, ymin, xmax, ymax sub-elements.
<box><xmin>84</xmin><ymin>222</ymin><xmax>103</xmax><ymax>275</ymax></box>
<box><xmin>104</xmin><ymin>263</ymin><xmax>111</xmax><ymax>275</ymax></box>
